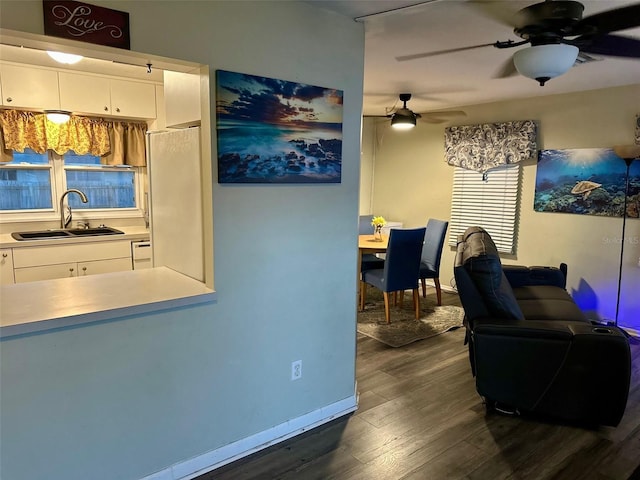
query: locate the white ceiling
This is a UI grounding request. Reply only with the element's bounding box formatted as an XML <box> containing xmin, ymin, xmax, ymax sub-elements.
<box><xmin>308</xmin><ymin>0</ymin><xmax>640</xmax><ymax>117</ymax></box>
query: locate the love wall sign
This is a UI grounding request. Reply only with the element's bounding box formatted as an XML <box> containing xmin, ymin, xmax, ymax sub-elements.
<box><xmin>43</xmin><ymin>0</ymin><xmax>130</xmax><ymax>49</ymax></box>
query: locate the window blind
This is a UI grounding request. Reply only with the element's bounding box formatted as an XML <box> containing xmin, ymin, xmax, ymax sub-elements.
<box><xmin>449</xmin><ymin>164</ymin><xmax>520</xmax><ymax>254</ymax></box>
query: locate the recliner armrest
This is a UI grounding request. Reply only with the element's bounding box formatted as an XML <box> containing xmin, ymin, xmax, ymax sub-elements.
<box><xmin>503</xmin><ymin>263</ymin><xmax>567</xmax><ymax>289</ymax></box>
<box><xmin>472</xmin><ymin>317</ymin><xmax>631</xmax><ymax>425</ymax></box>
<box><xmin>472</xmin><ymin>317</ymin><xmax>626</xmax><ymax>341</ymax></box>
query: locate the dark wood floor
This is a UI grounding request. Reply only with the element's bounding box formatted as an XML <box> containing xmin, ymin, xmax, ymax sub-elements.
<box><xmin>202</xmin><ymin>290</ymin><xmax>640</xmax><ymax>480</ymax></box>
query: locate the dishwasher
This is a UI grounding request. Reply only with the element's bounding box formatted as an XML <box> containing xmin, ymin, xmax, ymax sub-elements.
<box><xmin>131</xmin><ymin>240</ymin><xmax>152</xmax><ymax>270</ymax></box>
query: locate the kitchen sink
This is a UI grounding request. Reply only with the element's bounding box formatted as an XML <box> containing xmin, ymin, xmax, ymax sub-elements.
<box><xmin>11</xmin><ymin>226</ymin><xmax>125</xmax><ymax>241</ymax></box>
<box><xmin>11</xmin><ymin>230</ymin><xmax>72</xmax><ymax>240</ymax></box>
<box><xmin>65</xmin><ymin>227</ymin><xmax>125</xmax><ymax>236</ymax></box>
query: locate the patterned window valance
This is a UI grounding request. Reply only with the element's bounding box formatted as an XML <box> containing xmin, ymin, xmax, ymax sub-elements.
<box><xmin>445</xmin><ymin>120</ymin><xmax>537</xmax><ymax>174</ymax></box>
<box><xmin>0</xmin><ymin>109</ymin><xmax>147</xmax><ymax>166</ymax></box>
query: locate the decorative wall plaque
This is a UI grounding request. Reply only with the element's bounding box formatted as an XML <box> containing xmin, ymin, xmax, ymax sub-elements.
<box><xmin>43</xmin><ymin>0</ymin><xmax>130</xmax><ymax>49</ymax></box>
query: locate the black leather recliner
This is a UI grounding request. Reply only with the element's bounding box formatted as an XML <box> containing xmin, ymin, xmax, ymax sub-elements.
<box><xmin>454</xmin><ymin>226</ymin><xmax>631</xmax><ymax>426</ymax></box>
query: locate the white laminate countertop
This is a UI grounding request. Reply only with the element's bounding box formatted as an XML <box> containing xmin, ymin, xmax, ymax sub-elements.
<box><xmin>0</xmin><ymin>266</ymin><xmax>215</xmax><ymax>338</ymax></box>
<box><xmin>0</xmin><ymin>226</ymin><xmax>150</xmax><ymax>249</ymax></box>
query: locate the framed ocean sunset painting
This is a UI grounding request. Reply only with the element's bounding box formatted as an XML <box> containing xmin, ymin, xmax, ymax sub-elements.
<box><xmin>215</xmin><ymin>70</ymin><xmax>343</xmax><ymax>183</ymax></box>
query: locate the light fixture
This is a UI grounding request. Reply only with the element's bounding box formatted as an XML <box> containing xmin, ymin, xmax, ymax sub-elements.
<box><xmin>391</xmin><ymin>110</ymin><xmax>417</xmax><ymax>130</ymax></box>
<box><xmin>612</xmin><ymin>145</ymin><xmax>640</xmax><ymax>329</ymax></box>
<box><xmin>45</xmin><ymin>110</ymin><xmax>71</xmax><ymax>124</ymax></box>
<box><xmin>46</xmin><ymin>51</ymin><xmax>83</xmax><ymax>65</ymax></box>
<box><xmin>513</xmin><ymin>44</ymin><xmax>579</xmax><ymax>86</ymax></box>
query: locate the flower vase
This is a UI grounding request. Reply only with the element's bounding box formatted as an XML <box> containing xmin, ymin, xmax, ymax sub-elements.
<box><xmin>374</xmin><ymin>227</ymin><xmax>383</xmax><ymax>242</ymax></box>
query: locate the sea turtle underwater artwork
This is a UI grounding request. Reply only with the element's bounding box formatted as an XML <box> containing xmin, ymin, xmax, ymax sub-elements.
<box><xmin>571</xmin><ymin>180</ymin><xmax>602</xmax><ymax>200</ymax></box>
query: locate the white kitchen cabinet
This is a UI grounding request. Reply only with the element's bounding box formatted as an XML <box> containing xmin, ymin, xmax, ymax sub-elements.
<box><xmin>0</xmin><ymin>63</ymin><xmax>59</xmax><ymax>110</ymax></box>
<box><xmin>110</xmin><ymin>78</ymin><xmax>157</xmax><ymax>118</ymax></box>
<box><xmin>58</xmin><ymin>71</ymin><xmax>156</xmax><ymax>119</ymax></box>
<box><xmin>77</xmin><ymin>258</ymin><xmax>132</xmax><ymax>276</ymax></box>
<box><xmin>1</xmin><ymin>249</ymin><xmax>15</xmax><ymax>285</ymax></box>
<box><xmin>58</xmin><ymin>71</ymin><xmax>111</xmax><ymax>116</ymax></box>
<box><xmin>163</xmin><ymin>70</ymin><xmax>201</xmax><ymax>128</ymax></box>
<box><xmin>12</xmin><ymin>240</ymin><xmax>133</xmax><ymax>283</ymax></box>
<box><xmin>14</xmin><ymin>262</ymin><xmax>78</xmax><ymax>283</ymax></box>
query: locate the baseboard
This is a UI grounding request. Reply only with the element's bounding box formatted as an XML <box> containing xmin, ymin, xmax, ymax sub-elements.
<box><xmin>141</xmin><ymin>393</ymin><xmax>358</xmax><ymax>480</ymax></box>
<box><xmin>421</xmin><ymin>279</ymin><xmax>457</xmax><ymax>294</ymax></box>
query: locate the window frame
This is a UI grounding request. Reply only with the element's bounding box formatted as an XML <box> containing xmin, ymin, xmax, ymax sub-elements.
<box><xmin>0</xmin><ymin>150</ymin><xmax>146</xmax><ymax>224</ymax></box>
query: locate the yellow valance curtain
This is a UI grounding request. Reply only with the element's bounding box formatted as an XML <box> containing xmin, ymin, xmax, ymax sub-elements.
<box><xmin>0</xmin><ymin>109</ymin><xmax>147</xmax><ymax>166</ymax></box>
<box><xmin>103</xmin><ymin>122</ymin><xmax>147</xmax><ymax>167</ymax></box>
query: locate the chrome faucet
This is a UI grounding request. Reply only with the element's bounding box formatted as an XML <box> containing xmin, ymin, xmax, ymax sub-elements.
<box><xmin>59</xmin><ymin>189</ymin><xmax>88</xmax><ymax>229</ymax></box>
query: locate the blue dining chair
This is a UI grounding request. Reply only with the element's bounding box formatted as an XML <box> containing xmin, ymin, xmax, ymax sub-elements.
<box><xmin>359</xmin><ymin>214</ymin><xmax>385</xmax><ymax>273</ymax></box>
<box><xmin>418</xmin><ymin>218</ymin><xmax>449</xmax><ymax>305</ymax></box>
<box><xmin>359</xmin><ymin>215</ymin><xmax>374</xmax><ymax>235</ymax></box>
<box><xmin>360</xmin><ymin>227</ymin><xmax>426</xmax><ymax>323</ymax></box>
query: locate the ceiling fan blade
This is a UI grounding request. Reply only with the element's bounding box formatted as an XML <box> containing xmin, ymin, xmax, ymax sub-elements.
<box><xmin>573</xmin><ymin>4</ymin><xmax>640</xmax><ymax>36</ymax></box>
<box><xmin>396</xmin><ymin>42</ymin><xmax>496</xmax><ymax>62</ymax></box>
<box><xmin>573</xmin><ymin>34</ymin><xmax>640</xmax><ymax>59</ymax></box>
<box><xmin>492</xmin><ymin>56</ymin><xmax>518</xmax><ymax>79</ymax></box>
<box><xmin>421</xmin><ymin>117</ymin><xmax>450</xmax><ymax>124</ymax></box>
<box><xmin>421</xmin><ymin>110</ymin><xmax>467</xmax><ymax>118</ymax></box>
<box><xmin>418</xmin><ymin>110</ymin><xmax>467</xmax><ymax>124</ymax></box>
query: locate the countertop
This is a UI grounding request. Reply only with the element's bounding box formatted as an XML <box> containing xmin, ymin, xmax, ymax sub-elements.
<box><xmin>0</xmin><ymin>226</ymin><xmax>150</xmax><ymax>249</ymax></box>
<box><xmin>0</xmin><ymin>266</ymin><xmax>215</xmax><ymax>338</ymax></box>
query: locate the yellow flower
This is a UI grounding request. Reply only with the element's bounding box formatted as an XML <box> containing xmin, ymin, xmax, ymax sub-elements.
<box><xmin>371</xmin><ymin>216</ymin><xmax>386</xmax><ymax>228</ymax></box>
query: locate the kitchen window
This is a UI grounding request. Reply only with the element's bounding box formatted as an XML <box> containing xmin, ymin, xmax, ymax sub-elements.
<box><xmin>448</xmin><ymin>164</ymin><xmax>521</xmax><ymax>254</ymax></box>
<box><xmin>0</xmin><ymin>148</ymin><xmax>142</xmax><ymax>216</ymax></box>
<box><xmin>64</xmin><ymin>152</ymin><xmax>136</xmax><ymax>209</ymax></box>
<box><xmin>0</xmin><ymin>150</ymin><xmax>53</xmax><ymax>210</ymax></box>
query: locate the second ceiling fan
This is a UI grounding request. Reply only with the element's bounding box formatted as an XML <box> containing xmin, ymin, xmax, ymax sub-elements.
<box><xmin>396</xmin><ymin>0</ymin><xmax>640</xmax><ymax>85</ymax></box>
<box><xmin>381</xmin><ymin>94</ymin><xmax>466</xmax><ymax>130</ymax></box>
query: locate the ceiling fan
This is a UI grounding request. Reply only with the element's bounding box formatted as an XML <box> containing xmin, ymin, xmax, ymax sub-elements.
<box><xmin>396</xmin><ymin>0</ymin><xmax>640</xmax><ymax>86</ymax></box>
<box><xmin>372</xmin><ymin>93</ymin><xmax>467</xmax><ymax>130</ymax></box>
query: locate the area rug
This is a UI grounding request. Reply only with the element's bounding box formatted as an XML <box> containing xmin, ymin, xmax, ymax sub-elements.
<box><xmin>357</xmin><ymin>289</ymin><xmax>465</xmax><ymax>347</ymax></box>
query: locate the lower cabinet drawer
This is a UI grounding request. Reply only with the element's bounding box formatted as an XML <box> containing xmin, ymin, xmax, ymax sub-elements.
<box><xmin>14</xmin><ymin>257</ymin><xmax>132</xmax><ymax>283</ymax></box>
<box><xmin>77</xmin><ymin>258</ymin><xmax>132</xmax><ymax>276</ymax></box>
<box><xmin>15</xmin><ymin>263</ymin><xmax>77</xmax><ymax>283</ymax></box>
<box><xmin>12</xmin><ymin>240</ymin><xmax>132</xmax><ymax>268</ymax></box>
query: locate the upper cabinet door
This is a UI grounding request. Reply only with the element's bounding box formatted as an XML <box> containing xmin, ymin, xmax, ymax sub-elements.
<box><xmin>59</xmin><ymin>71</ymin><xmax>111</xmax><ymax>116</ymax></box>
<box><xmin>0</xmin><ymin>64</ymin><xmax>60</xmax><ymax>110</ymax></box>
<box><xmin>110</xmin><ymin>79</ymin><xmax>156</xmax><ymax>119</ymax></box>
<box><xmin>163</xmin><ymin>70</ymin><xmax>201</xmax><ymax>128</ymax></box>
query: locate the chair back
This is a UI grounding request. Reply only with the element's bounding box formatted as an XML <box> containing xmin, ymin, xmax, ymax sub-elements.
<box><xmin>421</xmin><ymin>219</ymin><xmax>449</xmax><ymax>273</ymax></box>
<box><xmin>359</xmin><ymin>215</ymin><xmax>374</xmax><ymax>235</ymax></box>
<box><xmin>383</xmin><ymin>227</ymin><xmax>426</xmax><ymax>292</ymax></box>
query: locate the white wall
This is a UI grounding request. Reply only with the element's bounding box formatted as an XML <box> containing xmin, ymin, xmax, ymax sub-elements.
<box><xmin>0</xmin><ymin>2</ymin><xmax>364</xmax><ymax>480</ymax></box>
<box><xmin>362</xmin><ymin>84</ymin><xmax>640</xmax><ymax>330</ymax></box>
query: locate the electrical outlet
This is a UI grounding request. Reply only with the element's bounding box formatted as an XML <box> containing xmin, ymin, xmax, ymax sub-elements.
<box><xmin>291</xmin><ymin>360</ymin><xmax>302</xmax><ymax>381</ymax></box>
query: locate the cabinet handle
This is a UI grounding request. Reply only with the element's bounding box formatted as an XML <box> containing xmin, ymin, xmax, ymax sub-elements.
<box><xmin>116</xmin><ymin>107</ymin><xmax>120</xmax><ymax>113</ymax></box>
<box><xmin>2</xmin><ymin>253</ymin><xmax>7</xmax><ymax>258</ymax></box>
<box><xmin>104</xmin><ymin>106</ymin><xmax>109</xmax><ymax>111</ymax></box>
<box><xmin>82</xmin><ymin>267</ymin><xmax>87</xmax><ymax>275</ymax></box>
<box><xmin>6</xmin><ymin>97</ymin><xmax>12</xmax><ymax>103</ymax></box>
<box><xmin>69</xmin><ymin>268</ymin><xmax>74</xmax><ymax>276</ymax></box>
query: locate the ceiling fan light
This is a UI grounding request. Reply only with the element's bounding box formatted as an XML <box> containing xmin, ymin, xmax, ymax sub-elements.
<box><xmin>513</xmin><ymin>44</ymin><xmax>579</xmax><ymax>86</ymax></box>
<box><xmin>45</xmin><ymin>110</ymin><xmax>71</xmax><ymax>124</ymax></box>
<box><xmin>47</xmin><ymin>51</ymin><xmax>83</xmax><ymax>64</ymax></box>
<box><xmin>391</xmin><ymin>112</ymin><xmax>416</xmax><ymax>130</ymax></box>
